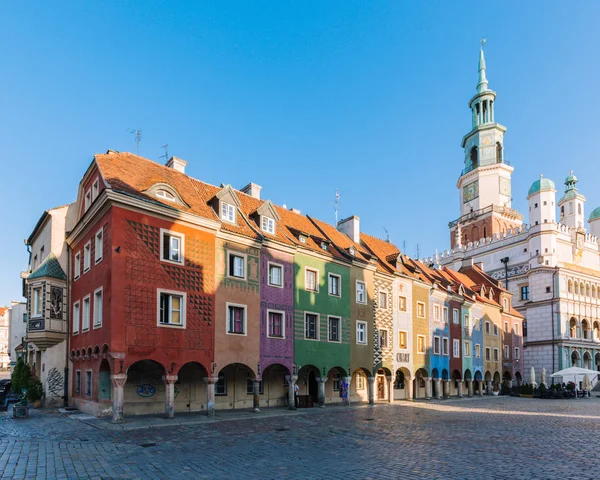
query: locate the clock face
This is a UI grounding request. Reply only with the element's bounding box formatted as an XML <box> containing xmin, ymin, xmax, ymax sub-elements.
<box><xmin>499</xmin><ymin>177</ymin><xmax>511</xmax><ymax>196</ymax></box>
<box><xmin>481</xmin><ymin>137</ymin><xmax>492</xmax><ymax>146</ymax></box>
<box><xmin>463</xmin><ymin>180</ymin><xmax>479</xmax><ymax>203</ymax></box>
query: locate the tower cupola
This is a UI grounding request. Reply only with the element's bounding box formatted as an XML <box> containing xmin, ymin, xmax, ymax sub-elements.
<box><xmin>558</xmin><ymin>171</ymin><xmax>586</xmax><ymax>228</ymax></box>
<box><xmin>527</xmin><ymin>174</ymin><xmax>556</xmax><ymax>227</ymax></box>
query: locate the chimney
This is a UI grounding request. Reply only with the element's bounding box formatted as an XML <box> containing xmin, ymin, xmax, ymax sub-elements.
<box><xmin>240</xmin><ymin>182</ymin><xmax>262</xmax><ymax>200</ymax></box>
<box><xmin>337</xmin><ymin>215</ymin><xmax>360</xmax><ymax>244</ymax></box>
<box><xmin>165</xmin><ymin>156</ymin><xmax>187</xmax><ymax>174</ymax></box>
<box><xmin>290</xmin><ymin>208</ymin><xmax>301</xmax><ymax>214</ymax></box>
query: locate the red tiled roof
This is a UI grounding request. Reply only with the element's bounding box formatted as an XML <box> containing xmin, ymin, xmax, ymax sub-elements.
<box><xmin>0</xmin><ymin>307</ymin><xmax>7</xmax><ymax>316</ymax></box>
<box><xmin>359</xmin><ymin>232</ymin><xmax>402</xmax><ymax>274</ymax></box>
<box><xmin>310</xmin><ymin>217</ymin><xmax>372</xmax><ymax>263</ymax></box>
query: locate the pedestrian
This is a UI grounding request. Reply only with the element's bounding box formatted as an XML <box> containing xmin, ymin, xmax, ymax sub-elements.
<box><xmin>294</xmin><ymin>382</ymin><xmax>299</xmax><ymax>408</ymax></box>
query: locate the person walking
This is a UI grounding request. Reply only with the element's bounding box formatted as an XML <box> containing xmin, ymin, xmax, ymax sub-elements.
<box><xmin>294</xmin><ymin>383</ymin><xmax>300</xmax><ymax>408</ymax></box>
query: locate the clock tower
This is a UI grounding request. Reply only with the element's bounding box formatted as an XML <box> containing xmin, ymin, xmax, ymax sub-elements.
<box><xmin>450</xmin><ymin>42</ymin><xmax>522</xmax><ymax>248</ymax></box>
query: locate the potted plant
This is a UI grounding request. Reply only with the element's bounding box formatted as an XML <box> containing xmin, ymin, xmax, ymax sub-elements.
<box><xmin>27</xmin><ymin>377</ymin><xmax>44</xmax><ymax>408</ymax></box>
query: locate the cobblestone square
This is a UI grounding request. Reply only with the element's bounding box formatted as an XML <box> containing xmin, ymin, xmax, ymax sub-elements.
<box><xmin>1</xmin><ymin>396</ymin><xmax>599</xmax><ymax>479</ymax></box>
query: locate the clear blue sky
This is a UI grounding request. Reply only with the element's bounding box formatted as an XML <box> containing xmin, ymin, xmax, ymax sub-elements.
<box><xmin>1</xmin><ymin>2</ymin><xmax>599</xmax><ymax>305</ymax></box>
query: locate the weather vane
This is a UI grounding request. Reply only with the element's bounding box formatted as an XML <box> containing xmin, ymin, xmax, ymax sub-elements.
<box><xmin>481</xmin><ymin>37</ymin><xmax>487</xmax><ymax>48</ymax></box>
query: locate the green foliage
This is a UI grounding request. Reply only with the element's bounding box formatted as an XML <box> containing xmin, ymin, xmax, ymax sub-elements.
<box><xmin>27</xmin><ymin>377</ymin><xmax>44</xmax><ymax>402</ymax></box>
<box><xmin>538</xmin><ymin>383</ymin><xmax>547</xmax><ymax>394</ymax></box>
<box><xmin>519</xmin><ymin>383</ymin><xmax>534</xmax><ymax>395</ymax></box>
<box><xmin>501</xmin><ymin>381</ymin><xmax>510</xmax><ymax>395</ymax></box>
<box><xmin>11</xmin><ymin>358</ymin><xmax>31</xmax><ymax>394</ymax></box>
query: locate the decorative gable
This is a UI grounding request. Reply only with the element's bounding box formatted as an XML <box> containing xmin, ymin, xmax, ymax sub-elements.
<box><xmin>253</xmin><ymin>200</ymin><xmax>280</xmax><ymax>234</ymax></box>
<box><xmin>214</xmin><ymin>185</ymin><xmax>241</xmax><ymax>224</ymax></box>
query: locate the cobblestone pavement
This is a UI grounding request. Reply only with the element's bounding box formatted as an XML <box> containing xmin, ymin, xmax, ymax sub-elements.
<box><xmin>1</xmin><ymin>396</ymin><xmax>600</xmax><ymax>479</ymax></box>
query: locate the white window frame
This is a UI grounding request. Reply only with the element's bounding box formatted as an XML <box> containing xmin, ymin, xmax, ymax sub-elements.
<box><xmin>463</xmin><ymin>314</ymin><xmax>469</xmax><ymax>329</ymax></box>
<box><xmin>433</xmin><ymin>335</ymin><xmax>441</xmax><ymax>355</ymax></box>
<box><xmin>83</xmin><ymin>241</ymin><xmax>91</xmax><ymax>273</ymax></box>
<box><xmin>416</xmin><ymin>301</ymin><xmax>425</xmax><ymax>318</ymax></box>
<box><xmin>72</xmin><ymin>300</ymin><xmax>80</xmax><ymax>335</ymax></box>
<box><xmin>514</xmin><ymin>323</ymin><xmax>520</xmax><ymax>335</ymax></box>
<box><xmin>453</xmin><ymin>308</ymin><xmax>459</xmax><ymax>324</ymax></box>
<box><xmin>156</xmin><ymin>189</ymin><xmax>176</xmax><ymax>201</ymax></box>
<box><xmin>74</xmin><ymin>251</ymin><xmax>81</xmax><ymax>280</ymax></box>
<box><xmin>417</xmin><ymin>335</ymin><xmax>426</xmax><ymax>353</ymax></box>
<box><xmin>261</xmin><ymin>216</ymin><xmax>275</xmax><ymax>234</ymax></box>
<box><xmin>433</xmin><ymin>305</ymin><xmax>440</xmax><ymax>321</ymax></box>
<box><xmin>221</xmin><ymin>202</ymin><xmax>235</xmax><ymax>223</ymax></box>
<box><xmin>304</xmin><ymin>311</ymin><xmax>319</xmax><ymax>340</ymax></box>
<box><xmin>504</xmin><ymin>345</ymin><xmax>509</xmax><ymax>360</ymax></box>
<box><xmin>327</xmin><ymin>315</ymin><xmax>342</xmax><ymax>343</ymax></box>
<box><xmin>399</xmin><ymin>296</ymin><xmax>407</xmax><ymax>311</ymax></box>
<box><xmin>356</xmin><ymin>281</ymin><xmax>366</xmax><ymax>305</ymax></box>
<box><xmin>453</xmin><ymin>339</ymin><xmax>460</xmax><ymax>358</ymax></box>
<box><xmin>160</xmin><ymin>229</ymin><xmax>185</xmax><ymax>265</ymax></box>
<box><xmin>93</xmin><ymin>287</ymin><xmax>103</xmax><ymax>329</ymax></box>
<box><xmin>485</xmin><ymin>321</ymin><xmax>490</xmax><ymax>335</ymax></box>
<box><xmin>84</xmin><ymin>189</ymin><xmax>91</xmax><ymax>211</ymax></box>
<box><xmin>494</xmin><ymin>348</ymin><xmax>499</xmax><ymax>362</ymax></box>
<box><xmin>379</xmin><ymin>328</ymin><xmax>389</xmax><ymax>349</ymax></box>
<box><xmin>463</xmin><ymin>341</ymin><xmax>471</xmax><ymax>357</ymax></box>
<box><xmin>82</xmin><ymin>295</ymin><xmax>91</xmax><ymax>331</ymax></box>
<box><xmin>399</xmin><ymin>330</ymin><xmax>408</xmax><ymax>350</ymax></box>
<box><xmin>442</xmin><ymin>337</ymin><xmax>449</xmax><ymax>356</ymax></box>
<box><xmin>379</xmin><ymin>291</ymin><xmax>388</xmax><ymax>309</ymax></box>
<box><xmin>493</xmin><ymin>324</ymin><xmax>499</xmax><ymax>336</ymax></box>
<box><xmin>227</xmin><ymin>251</ymin><xmax>247</xmax><ymax>280</ymax></box>
<box><xmin>305</xmin><ymin>268</ymin><xmax>319</xmax><ymax>293</ymax></box>
<box><xmin>85</xmin><ymin>370</ymin><xmax>92</xmax><ymax>396</ymax></box>
<box><xmin>485</xmin><ymin>347</ymin><xmax>491</xmax><ymax>361</ymax></box>
<box><xmin>515</xmin><ymin>347</ymin><xmax>520</xmax><ymax>360</ymax></box>
<box><xmin>503</xmin><ymin>298</ymin><xmax>509</xmax><ymax>310</ymax></box>
<box><xmin>32</xmin><ymin>286</ymin><xmax>43</xmax><ymax>318</ymax></box>
<box><xmin>328</xmin><ymin>273</ymin><xmax>341</xmax><ymax>297</ymax></box>
<box><xmin>475</xmin><ymin>344</ymin><xmax>481</xmax><ymax>358</ymax></box>
<box><xmin>266</xmin><ymin>309</ymin><xmax>285</xmax><ymax>339</ymax></box>
<box><xmin>92</xmin><ymin>178</ymin><xmax>99</xmax><ymax>201</ymax></box>
<box><xmin>95</xmin><ymin>228</ymin><xmax>103</xmax><ymax>264</ymax></box>
<box><xmin>267</xmin><ymin>262</ymin><xmax>283</xmax><ymax>288</ymax></box>
<box><xmin>75</xmin><ymin>370</ymin><xmax>81</xmax><ymax>395</ymax></box>
<box><xmin>443</xmin><ymin>307</ymin><xmax>449</xmax><ymax>323</ymax></box>
<box><xmin>225</xmin><ymin>302</ymin><xmax>247</xmax><ymax>335</ymax></box>
<box><xmin>157</xmin><ymin>289</ymin><xmax>187</xmax><ymax>329</ymax></box>
<box><xmin>356</xmin><ymin>321</ymin><xmax>367</xmax><ymax>345</ymax></box>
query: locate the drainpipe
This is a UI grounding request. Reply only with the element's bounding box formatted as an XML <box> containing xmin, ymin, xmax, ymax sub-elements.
<box><xmin>64</xmin><ymin>244</ymin><xmax>71</xmax><ymax>407</ymax></box>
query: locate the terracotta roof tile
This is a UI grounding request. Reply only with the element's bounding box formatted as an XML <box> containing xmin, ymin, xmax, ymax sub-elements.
<box><xmin>309</xmin><ymin>217</ymin><xmax>372</xmax><ymax>263</ymax></box>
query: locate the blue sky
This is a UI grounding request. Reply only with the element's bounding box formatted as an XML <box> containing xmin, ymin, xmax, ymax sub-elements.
<box><xmin>1</xmin><ymin>2</ymin><xmax>599</xmax><ymax>305</ymax></box>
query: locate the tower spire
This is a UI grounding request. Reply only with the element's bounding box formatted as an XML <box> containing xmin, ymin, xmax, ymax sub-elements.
<box><xmin>477</xmin><ymin>38</ymin><xmax>489</xmax><ymax>93</ymax></box>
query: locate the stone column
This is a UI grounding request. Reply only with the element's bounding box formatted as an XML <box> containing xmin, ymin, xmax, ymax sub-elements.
<box><xmin>442</xmin><ymin>379</ymin><xmax>450</xmax><ymax>399</ymax></box>
<box><xmin>317</xmin><ymin>377</ymin><xmax>327</xmax><ymax>408</ymax></box>
<box><xmin>368</xmin><ymin>377</ymin><xmax>376</xmax><ymax>405</ymax></box>
<box><xmin>405</xmin><ymin>379</ymin><xmax>412</xmax><ymax>401</ymax></box>
<box><xmin>467</xmin><ymin>380</ymin><xmax>474</xmax><ymax>397</ymax></box>
<box><xmin>344</xmin><ymin>376</ymin><xmax>352</xmax><ymax>406</ymax></box>
<box><xmin>435</xmin><ymin>379</ymin><xmax>442</xmax><ymax>399</ymax></box>
<box><xmin>163</xmin><ymin>374</ymin><xmax>178</xmax><ymax>419</ymax></box>
<box><xmin>386</xmin><ymin>376</ymin><xmax>393</xmax><ymax>403</ymax></box>
<box><xmin>253</xmin><ymin>379</ymin><xmax>261</xmax><ymax>412</ymax></box>
<box><xmin>286</xmin><ymin>375</ymin><xmax>298</xmax><ymax>410</ymax></box>
<box><xmin>424</xmin><ymin>377</ymin><xmax>432</xmax><ymax>400</ymax></box>
<box><xmin>110</xmin><ymin>374</ymin><xmax>127</xmax><ymax>423</ymax></box>
<box><xmin>479</xmin><ymin>381</ymin><xmax>484</xmax><ymax>396</ymax></box>
<box><xmin>487</xmin><ymin>381</ymin><xmax>493</xmax><ymax>395</ymax></box>
<box><xmin>204</xmin><ymin>376</ymin><xmax>218</xmax><ymax>417</ymax></box>
<box><xmin>457</xmin><ymin>381</ymin><xmax>464</xmax><ymax>398</ymax></box>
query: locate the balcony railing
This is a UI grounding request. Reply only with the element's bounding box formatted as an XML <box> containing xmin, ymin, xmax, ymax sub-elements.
<box><xmin>461</xmin><ymin>158</ymin><xmax>510</xmax><ymax>176</ymax></box>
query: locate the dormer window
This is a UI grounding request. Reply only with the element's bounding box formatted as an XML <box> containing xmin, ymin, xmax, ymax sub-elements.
<box><xmin>156</xmin><ymin>189</ymin><xmax>175</xmax><ymax>201</ymax></box>
<box><xmin>261</xmin><ymin>216</ymin><xmax>275</xmax><ymax>234</ymax></box>
<box><xmin>221</xmin><ymin>202</ymin><xmax>235</xmax><ymax>223</ymax></box>
<box><xmin>349</xmin><ymin>247</ymin><xmax>355</xmax><ymax>256</ymax></box>
<box><xmin>321</xmin><ymin>242</ymin><xmax>328</xmax><ymax>251</ymax></box>
<box><xmin>299</xmin><ymin>235</ymin><xmax>307</xmax><ymax>243</ymax></box>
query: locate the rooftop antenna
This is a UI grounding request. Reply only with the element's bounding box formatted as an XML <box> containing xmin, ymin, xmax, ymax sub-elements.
<box><xmin>403</xmin><ymin>240</ymin><xmax>407</xmax><ymax>253</ymax></box>
<box><xmin>383</xmin><ymin>227</ymin><xmax>390</xmax><ymax>243</ymax></box>
<box><xmin>416</xmin><ymin>244</ymin><xmax>420</xmax><ymax>260</ymax></box>
<box><xmin>332</xmin><ymin>189</ymin><xmax>342</xmax><ymax>226</ymax></box>
<box><xmin>127</xmin><ymin>128</ymin><xmax>142</xmax><ymax>155</ymax></box>
<box><xmin>159</xmin><ymin>143</ymin><xmax>169</xmax><ymax>163</ymax></box>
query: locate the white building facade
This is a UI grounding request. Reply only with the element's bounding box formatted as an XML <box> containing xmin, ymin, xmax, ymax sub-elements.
<box><xmin>431</xmin><ymin>46</ymin><xmax>600</xmax><ymax>382</ymax></box>
<box><xmin>7</xmin><ymin>301</ymin><xmax>27</xmax><ymax>372</ymax></box>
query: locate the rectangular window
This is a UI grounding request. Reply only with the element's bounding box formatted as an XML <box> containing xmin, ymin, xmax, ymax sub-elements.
<box><xmin>453</xmin><ymin>339</ymin><xmax>460</xmax><ymax>358</ymax></box>
<box><xmin>73</xmin><ymin>301</ymin><xmax>80</xmax><ymax>334</ymax></box>
<box><xmin>328</xmin><ymin>316</ymin><xmax>341</xmax><ymax>342</ymax></box>
<box><xmin>433</xmin><ymin>336</ymin><xmax>440</xmax><ymax>355</ymax></box>
<box><xmin>268</xmin><ymin>263</ymin><xmax>283</xmax><ymax>287</ymax></box>
<box><xmin>398</xmin><ymin>296</ymin><xmax>406</xmax><ymax>311</ymax></box>
<box><xmin>417</xmin><ymin>302</ymin><xmax>425</xmax><ymax>318</ymax></box>
<box><xmin>95</xmin><ymin>229</ymin><xmax>103</xmax><ymax>263</ymax></box>
<box><xmin>85</xmin><ymin>371</ymin><xmax>92</xmax><ymax>396</ymax></box>
<box><xmin>357</xmin><ymin>375</ymin><xmax>365</xmax><ymax>390</ymax></box>
<box><xmin>379</xmin><ymin>292</ymin><xmax>388</xmax><ymax>309</ymax></box>
<box><xmin>503</xmin><ymin>298</ymin><xmax>509</xmax><ymax>310</ymax></box>
<box><xmin>40</xmin><ymin>246</ymin><xmax>45</xmax><ymax>261</ymax></box>
<box><xmin>305</xmin><ymin>313</ymin><xmax>318</xmax><ymax>339</ymax></box>
<box><xmin>504</xmin><ymin>345</ymin><xmax>509</xmax><ymax>360</ymax></box>
<box><xmin>485</xmin><ymin>321</ymin><xmax>490</xmax><ymax>334</ymax></box>
<box><xmin>221</xmin><ymin>202</ymin><xmax>235</xmax><ymax>222</ymax></box>
<box><xmin>227</xmin><ymin>305</ymin><xmax>246</xmax><ymax>334</ymax></box>
<box><xmin>328</xmin><ymin>274</ymin><xmax>341</xmax><ymax>297</ymax></box>
<box><xmin>228</xmin><ymin>253</ymin><xmax>245</xmax><ymax>279</ymax></box>
<box><xmin>514</xmin><ymin>323</ymin><xmax>520</xmax><ymax>335</ymax></box>
<box><xmin>463</xmin><ymin>341</ymin><xmax>471</xmax><ymax>357</ymax></box>
<box><xmin>305</xmin><ymin>269</ymin><xmax>318</xmax><ymax>292</ymax></box>
<box><xmin>417</xmin><ymin>335</ymin><xmax>425</xmax><ymax>353</ymax></box>
<box><xmin>82</xmin><ymin>296</ymin><xmax>90</xmax><ymax>331</ymax></box>
<box><xmin>268</xmin><ymin>310</ymin><xmax>284</xmax><ymax>338</ymax></box>
<box><xmin>399</xmin><ymin>331</ymin><xmax>407</xmax><ymax>349</ymax></box>
<box><xmin>356</xmin><ymin>321</ymin><xmax>367</xmax><ymax>345</ymax></box>
<box><xmin>520</xmin><ymin>285</ymin><xmax>530</xmax><ymax>301</ymax></box>
<box><xmin>332</xmin><ymin>373</ymin><xmax>341</xmax><ymax>391</ymax></box>
<box><xmin>246</xmin><ymin>379</ymin><xmax>264</xmax><ymax>395</ymax></box>
<box><xmin>493</xmin><ymin>348</ymin><xmax>499</xmax><ymax>362</ymax></box>
<box><xmin>92</xmin><ymin>179</ymin><xmax>99</xmax><ymax>201</ymax></box>
<box><xmin>261</xmin><ymin>216</ymin><xmax>275</xmax><ymax>234</ymax></box>
<box><xmin>161</xmin><ymin>230</ymin><xmax>184</xmax><ymax>264</ymax></box>
<box><xmin>453</xmin><ymin>309</ymin><xmax>459</xmax><ymax>324</ymax></box>
<box><xmin>504</xmin><ymin>322</ymin><xmax>509</xmax><ymax>333</ymax></box>
<box><xmin>356</xmin><ymin>281</ymin><xmax>366</xmax><ymax>304</ymax></box>
<box><xmin>216</xmin><ymin>376</ymin><xmax>227</xmax><ymax>396</ymax></box>
<box><xmin>84</xmin><ymin>242</ymin><xmax>91</xmax><ymax>272</ymax></box>
<box><xmin>33</xmin><ymin>254</ymin><xmax>38</xmax><ymax>269</ymax></box>
<box><xmin>75</xmin><ymin>371</ymin><xmax>81</xmax><ymax>395</ymax></box>
<box><xmin>433</xmin><ymin>305</ymin><xmax>440</xmax><ymax>321</ymax></box>
<box><xmin>84</xmin><ymin>189</ymin><xmax>91</xmax><ymax>211</ymax></box>
<box><xmin>32</xmin><ymin>287</ymin><xmax>42</xmax><ymax>317</ymax></box>
<box><xmin>515</xmin><ymin>347</ymin><xmax>520</xmax><ymax>360</ymax></box>
<box><xmin>74</xmin><ymin>252</ymin><xmax>81</xmax><ymax>280</ymax></box>
<box><xmin>463</xmin><ymin>314</ymin><xmax>469</xmax><ymax>329</ymax></box>
<box><xmin>442</xmin><ymin>337</ymin><xmax>449</xmax><ymax>356</ymax></box>
<box><xmin>493</xmin><ymin>324</ymin><xmax>499</xmax><ymax>336</ymax></box>
<box><xmin>443</xmin><ymin>307</ymin><xmax>449</xmax><ymax>323</ymax></box>
<box><xmin>379</xmin><ymin>329</ymin><xmax>388</xmax><ymax>348</ymax></box>
<box><xmin>475</xmin><ymin>344</ymin><xmax>481</xmax><ymax>358</ymax></box>
<box><xmin>485</xmin><ymin>347</ymin><xmax>491</xmax><ymax>361</ymax></box>
<box><xmin>158</xmin><ymin>291</ymin><xmax>185</xmax><ymax>327</ymax></box>
<box><xmin>93</xmin><ymin>288</ymin><xmax>103</xmax><ymax>328</ymax></box>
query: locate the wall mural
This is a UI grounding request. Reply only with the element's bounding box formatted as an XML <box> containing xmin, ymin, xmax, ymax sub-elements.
<box><xmin>49</xmin><ymin>286</ymin><xmax>63</xmax><ymax>319</ymax></box>
<box><xmin>47</xmin><ymin>368</ymin><xmax>63</xmax><ymax>396</ymax></box>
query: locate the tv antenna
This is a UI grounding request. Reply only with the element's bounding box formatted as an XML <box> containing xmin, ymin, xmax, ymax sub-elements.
<box><xmin>159</xmin><ymin>144</ymin><xmax>169</xmax><ymax>163</ymax></box>
<box><xmin>416</xmin><ymin>244</ymin><xmax>420</xmax><ymax>259</ymax></box>
<box><xmin>332</xmin><ymin>189</ymin><xmax>342</xmax><ymax>226</ymax></box>
<box><xmin>127</xmin><ymin>128</ymin><xmax>142</xmax><ymax>155</ymax></box>
<box><xmin>383</xmin><ymin>227</ymin><xmax>390</xmax><ymax>243</ymax></box>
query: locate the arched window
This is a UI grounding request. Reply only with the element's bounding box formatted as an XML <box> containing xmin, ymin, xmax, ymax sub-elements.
<box><xmin>586</xmin><ymin>284</ymin><xmax>591</xmax><ymax>297</ymax></box>
<box><xmin>496</xmin><ymin>142</ymin><xmax>503</xmax><ymax>163</ymax></box>
<box><xmin>578</xmin><ymin>203</ymin><xmax>582</xmax><ymax>215</ymax></box>
<box><xmin>483</xmin><ymin>225</ymin><xmax>487</xmax><ymax>239</ymax></box>
<box><xmin>593</xmin><ymin>322</ymin><xmax>600</xmax><ymax>341</ymax></box>
<box><xmin>574</xmin><ymin>282</ymin><xmax>579</xmax><ymax>295</ymax></box>
<box><xmin>156</xmin><ymin>189</ymin><xmax>175</xmax><ymax>201</ymax></box>
<box><xmin>568</xmin><ymin>280</ymin><xmax>573</xmax><ymax>293</ymax></box>
<box><xmin>580</xmin><ymin>283</ymin><xmax>585</xmax><ymax>295</ymax></box>
<box><xmin>570</xmin><ymin>318</ymin><xmax>578</xmax><ymax>338</ymax></box>
<box><xmin>593</xmin><ymin>285</ymin><xmax>597</xmax><ymax>299</ymax></box>
<box><xmin>582</xmin><ymin>320</ymin><xmax>589</xmax><ymax>340</ymax></box>
<box><xmin>470</xmin><ymin>147</ymin><xmax>478</xmax><ymax>169</ymax></box>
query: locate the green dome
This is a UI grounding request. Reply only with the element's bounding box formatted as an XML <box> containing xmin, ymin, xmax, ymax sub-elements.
<box><xmin>589</xmin><ymin>207</ymin><xmax>600</xmax><ymax>222</ymax></box>
<box><xmin>528</xmin><ymin>176</ymin><xmax>555</xmax><ymax>196</ymax></box>
<box><xmin>565</xmin><ymin>172</ymin><xmax>578</xmax><ymax>184</ymax></box>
